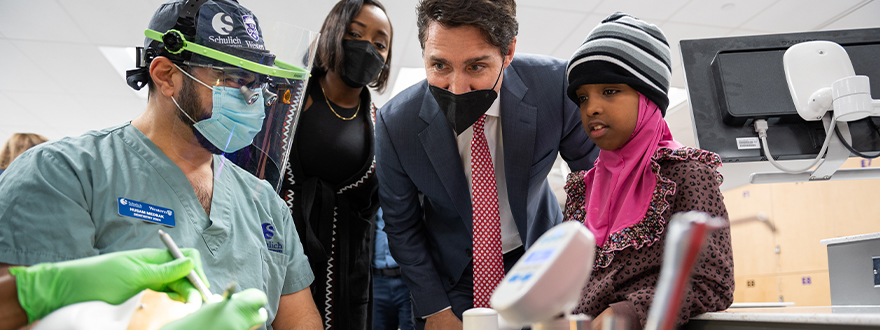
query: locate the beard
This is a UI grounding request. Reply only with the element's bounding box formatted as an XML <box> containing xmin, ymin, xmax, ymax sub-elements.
<box><xmin>176</xmin><ymin>77</ymin><xmax>225</xmax><ymax>155</ymax></box>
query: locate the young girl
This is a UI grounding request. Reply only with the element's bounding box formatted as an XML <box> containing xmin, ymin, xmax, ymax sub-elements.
<box><xmin>563</xmin><ymin>13</ymin><xmax>734</xmax><ymax>329</ymax></box>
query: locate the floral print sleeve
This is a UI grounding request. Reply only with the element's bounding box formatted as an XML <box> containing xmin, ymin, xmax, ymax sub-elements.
<box><xmin>563</xmin><ymin>147</ymin><xmax>734</xmax><ymax>329</ymax></box>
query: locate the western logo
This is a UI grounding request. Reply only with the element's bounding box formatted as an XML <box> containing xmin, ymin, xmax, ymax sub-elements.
<box><xmin>242</xmin><ymin>15</ymin><xmax>259</xmax><ymax>41</ymax></box>
<box><xmin>212</xmin><ymin>13</ymin><xmax>233</xmax><ymax>35</ymax></box>
<box><xmin>244</xmin><ymin>40</ymin><xmax>265</xmax><ymax>50</ymax></box>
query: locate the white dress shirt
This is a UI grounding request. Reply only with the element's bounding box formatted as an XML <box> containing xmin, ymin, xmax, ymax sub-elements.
<box><xmin>456</xmin><ymin>95</ymin><xmax>523</xmax><ymax>253</ymax></box>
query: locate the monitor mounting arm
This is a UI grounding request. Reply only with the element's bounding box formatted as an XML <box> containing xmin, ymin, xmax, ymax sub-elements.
<box><xmin>750</xmin><ymin>41</ymin><xmax>880</xmax><ymax>184</ymax></box>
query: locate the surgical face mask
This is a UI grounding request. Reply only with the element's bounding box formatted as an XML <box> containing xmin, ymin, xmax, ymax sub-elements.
<box><xmin>429</xmin><ymin>65</ymin><xmax>503</xmax><ymax>135</ymax></box>
<box><xmin>340</xmin><ymin>39</ymin><xmax>385</xmax><ymax>88</ymax></box>
<box><xmin>173</xmin><ymin>64</ymin><xmax>266</xmax><ymax>153</ymax></box>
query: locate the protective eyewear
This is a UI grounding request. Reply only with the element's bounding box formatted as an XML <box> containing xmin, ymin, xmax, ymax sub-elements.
<box><xmin>182</xmin><ymin>62</ymin><xmax>278</xmax><ymax>106</ymax></box>
<box><xmin>184</xmin><ymin>61</ymin><xmax>264</xmax><ymax>88</ymax></box>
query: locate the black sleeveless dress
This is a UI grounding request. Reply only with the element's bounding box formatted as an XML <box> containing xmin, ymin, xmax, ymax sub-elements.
<box><xmin>279</xmin><ymin>79</ymin><xmax>379</xmax><ymax>329</ymax></box>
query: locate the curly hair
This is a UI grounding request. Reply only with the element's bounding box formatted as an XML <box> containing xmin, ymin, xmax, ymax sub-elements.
<box><xmin>416</xmin><ymin>0</ymin><xmax>518</xmax><ymax>56</ymax></box>
<box><xmin>314</xmin><ymin>0</ymin><xmax>393</xmax><ymax>93</ymax></box>
<box><xmin>0</xmin><ymin>133</ymin><xmax>49</xmax><ymax>170</ymax></box>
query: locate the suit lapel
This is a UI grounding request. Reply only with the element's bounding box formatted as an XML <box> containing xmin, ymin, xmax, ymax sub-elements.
<box><xmin>500</xmin><ymin>64</ymin><xmax>537</xmax><ymax>234</ymax></box>
<box><xmin>418</xmin><ymin>87</ymin><xmax>474</xmax><ymax>233</ymax></box>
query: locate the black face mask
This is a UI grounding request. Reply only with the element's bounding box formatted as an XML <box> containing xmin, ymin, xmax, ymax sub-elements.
<box><xmin>340</xmin><ymin>39</ymin><xmax>385</xmax><ymax>88</ymax></box>
<box><xmin>429</xmin><ymin>66</ymin><xmax>503</xmax><ymax>135</ymax></box>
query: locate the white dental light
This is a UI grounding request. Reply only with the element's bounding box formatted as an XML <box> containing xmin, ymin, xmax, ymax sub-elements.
<box><xmin>489</xmin><ymin>221</ymin><xmax>595</xmax><ymax>327</ymax></box>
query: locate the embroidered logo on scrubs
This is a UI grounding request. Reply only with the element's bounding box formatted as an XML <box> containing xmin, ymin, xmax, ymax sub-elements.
<box><xmin>262</xmin><ymin>223</ymin><xmax>283</xmax><ymax>253</ymax></box>
<box><xmin>262</xmin><ymin>223</ymin><xmax>275</xmax><ymax>239</ymax></box>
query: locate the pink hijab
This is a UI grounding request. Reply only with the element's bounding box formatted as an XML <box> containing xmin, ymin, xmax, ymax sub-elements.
<box><xmin>582</xmin><ymin>93</ymin><xmax>682</xmax><ymax>247</ymax></box>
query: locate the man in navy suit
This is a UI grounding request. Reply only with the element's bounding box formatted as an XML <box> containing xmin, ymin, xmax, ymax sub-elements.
<box><xmin>375</xmin><ymin>0</ymin><xmax>598</xmax><ymax>328</ymax></box>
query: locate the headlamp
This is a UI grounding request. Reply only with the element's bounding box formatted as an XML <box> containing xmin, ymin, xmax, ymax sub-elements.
<box><xmin>145</xmin><ymin>29</ymin><xmax>309</xmax><ymax>80</ymax></box>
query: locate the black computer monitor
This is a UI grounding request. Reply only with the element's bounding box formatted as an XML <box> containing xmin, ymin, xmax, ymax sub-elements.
<box><xmin>681</xmin><ymin>28</ymin><xmax>880</xmax><ymax>163</ymax></box>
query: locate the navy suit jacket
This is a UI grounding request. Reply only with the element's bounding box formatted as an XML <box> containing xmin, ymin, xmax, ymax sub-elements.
<box><xmin>375</xmin><ymin>54</ymin><xmax>598</xmax><ymax>317</ymax></box>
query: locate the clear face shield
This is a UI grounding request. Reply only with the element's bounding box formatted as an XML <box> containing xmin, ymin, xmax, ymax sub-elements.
<box><xmin>145</xmin><ymin>20</ymin><xmax>319</xmax><ymax>192</ymax></box>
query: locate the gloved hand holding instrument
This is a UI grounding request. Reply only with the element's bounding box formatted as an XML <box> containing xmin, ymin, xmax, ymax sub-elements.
<box><xmin>10</xmin><ymin>248</ymin><xmax>209</xmax><ymax>323</ymax></box>
<box><xmin>7</xmin><ymin>247</ymin><xmax>267</xmax><ymax>330</ymax></box>
<box><xmin>159</xmin><ymin>287</ymin><xmax>269</xmax><ymax>330</ymax></box>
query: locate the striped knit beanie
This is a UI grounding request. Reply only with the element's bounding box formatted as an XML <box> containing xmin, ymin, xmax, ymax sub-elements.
<box><xmin>566</xmin><ymin>12</ymin><xmax>672</xmax><ymax>115</ymax></box>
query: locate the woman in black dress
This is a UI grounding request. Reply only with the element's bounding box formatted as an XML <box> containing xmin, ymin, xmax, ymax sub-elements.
<box><xmin>279</xmin><ymin>0</ymin><xmax>392</xmax><ymax>329</ymax></box>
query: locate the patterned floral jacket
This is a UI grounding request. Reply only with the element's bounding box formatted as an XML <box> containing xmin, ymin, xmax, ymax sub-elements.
<box><xmin>564</xmin><ymin>147</ymin><xmax>735</xmax><ymax>329</ymax></box>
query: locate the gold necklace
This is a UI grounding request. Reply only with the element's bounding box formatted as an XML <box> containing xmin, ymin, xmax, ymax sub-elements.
<box><xmin>320</xmin><ymin>84</ymin><xmax>359</xmax><ymax>121</ymax></box>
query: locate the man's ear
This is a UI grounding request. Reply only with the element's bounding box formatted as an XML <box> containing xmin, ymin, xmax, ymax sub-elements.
<box><xmin>150</xmin><ymin>57</ymin><xmax>180</xmax><ymax>98</ymax></box>
<box><xmin>503</xmin><ymin>37</ymin><xmax>517</xmax><ymax>68</ymax></box>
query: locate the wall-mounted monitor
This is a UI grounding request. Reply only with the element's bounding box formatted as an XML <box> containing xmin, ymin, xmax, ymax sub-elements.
<box><xmin>681</xmin><ymin>28</ymin><xmax>880</xmax><ymax>163</ymax></box>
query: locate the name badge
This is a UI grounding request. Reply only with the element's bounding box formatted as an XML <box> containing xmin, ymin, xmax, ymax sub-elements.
<box><xmin>118</xmin><ymin>197</ymin><xmax>175</xmax><ymax>227</ymax></box>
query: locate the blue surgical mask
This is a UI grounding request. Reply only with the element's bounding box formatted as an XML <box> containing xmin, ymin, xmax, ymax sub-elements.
<box><xmin>173</xmin><ymin>64</ymin><xmax>266</xmax><ymax>153</ymax></box>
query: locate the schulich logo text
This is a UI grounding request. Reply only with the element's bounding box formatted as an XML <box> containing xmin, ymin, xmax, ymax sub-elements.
<box><xmin>209</xmin><ymin>35</ymin><xmax>242</xmax><ymax>45</ymax></box>
<box><xmin>267</xmin><ymin>241</ymin><xmax>283</xmax><ymax>253</ymax></box>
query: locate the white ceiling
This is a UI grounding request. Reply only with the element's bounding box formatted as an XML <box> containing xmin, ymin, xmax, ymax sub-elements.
<box><xmin>1</xmin><ymin>0</ymin><xmax>878</xmax><ymax>188</ymax></box>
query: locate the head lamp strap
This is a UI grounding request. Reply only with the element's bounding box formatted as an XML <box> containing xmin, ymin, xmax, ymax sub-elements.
<box><xmin>141</xmin><ymin>0</ymin><xmax>308</xmax><ymax>82</ymax></box>
<box><xmin>172</xmin><ymin>0</ymin><xmax>208</xmax><ymax>37</ymax></box>
<box><xmin>126</xmin><ymin>0</ymin><xmax>207</xmax><ymax>91</ymax></box>
<box><xmin>144</xmin><ymin>29</ymin><xmax>308</xmax><ymax>80</ymax></box>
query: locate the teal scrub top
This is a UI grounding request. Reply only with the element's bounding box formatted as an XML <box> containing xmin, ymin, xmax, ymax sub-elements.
<box><xmin>0</xmin><ymin>123</ymin><xmax>313</xmax><ymax>330</ymax></box>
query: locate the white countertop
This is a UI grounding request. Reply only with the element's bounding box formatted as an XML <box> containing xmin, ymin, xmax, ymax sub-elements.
<box><xmin>820</xmin><ymin>232</ymin><xmax>880</xmax><ymax>245</ymax></box>
<box><xmin>692</xmin><ymin>306</ymin><xmax>880</xmax><ymax>325</ymax></box>
<box><xmin>728</xmin><ymin>302</ymin><xmax>795</xmax><ymax>308</ymax></box>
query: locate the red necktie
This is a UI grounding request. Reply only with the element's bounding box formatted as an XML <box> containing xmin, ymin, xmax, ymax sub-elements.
<box><xmin>470</xmin><ymin>115</ymin><xmax>504</xmax><ymax>308</ymax></box>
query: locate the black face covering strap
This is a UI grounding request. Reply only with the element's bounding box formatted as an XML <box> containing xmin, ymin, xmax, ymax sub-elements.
<box><xmin>488</xmin><ymin>65</ymin><xmax>503</xmax><ymax>89</ymax></box>
<box><xmin>430</xmin><ymin>65</ymin><xmax>504</xmax><ymax>135</ymax></box>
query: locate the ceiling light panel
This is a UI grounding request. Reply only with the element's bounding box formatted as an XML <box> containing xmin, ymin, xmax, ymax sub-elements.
<box><xmin>593</xmin><ymin>0</ymin><xmax>690</xmax><ymax>21</ymax></box>
<box><xmin>0</xmin><ymin>0</ymin><xmax>88</xmax><ymax>42</ymax></box>
<box><xmin>743</xmin><ymin>0</ymin><xmax>867</xmax><ymax>32</ymax></box>
<box><xmin>0</xmin><ymin>39</ymin><xmax>51</xmax><ymax>92</ymax></box>
<box><xmin>517</xmin><ymin>8</ymin><xmax>589</xmax><ymax>55</ymax></box>
<box><xmin>58</xmin><ymin>0</ymin><xmax>156</xmax><ymax>46</ymax></box>
<box><xmin>669</xmin><ymin>0</ymin><xmax>775</xmax><ymax>29</ymax></box>
<box><xmin>13</xmin><ymin>40</ymin><xmax>135</xmax><ymax>97</ymax></box>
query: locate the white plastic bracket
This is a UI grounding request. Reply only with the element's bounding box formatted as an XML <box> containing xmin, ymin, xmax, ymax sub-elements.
<box><xmin>784</xmin><ymin>41</ymin><xmax>856</xmax><ymax>121</ymax></box>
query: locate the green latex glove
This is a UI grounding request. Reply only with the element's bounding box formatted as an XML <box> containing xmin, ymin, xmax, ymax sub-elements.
<box><xmin>9</xmin><ymin>248</ymin><xmax>209</xmax><ymax>323</ymax></box>
<box><xmin>160</xmin><ymin>288</ymin><xmax>269</xmax><ymax>330</ymax></box>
